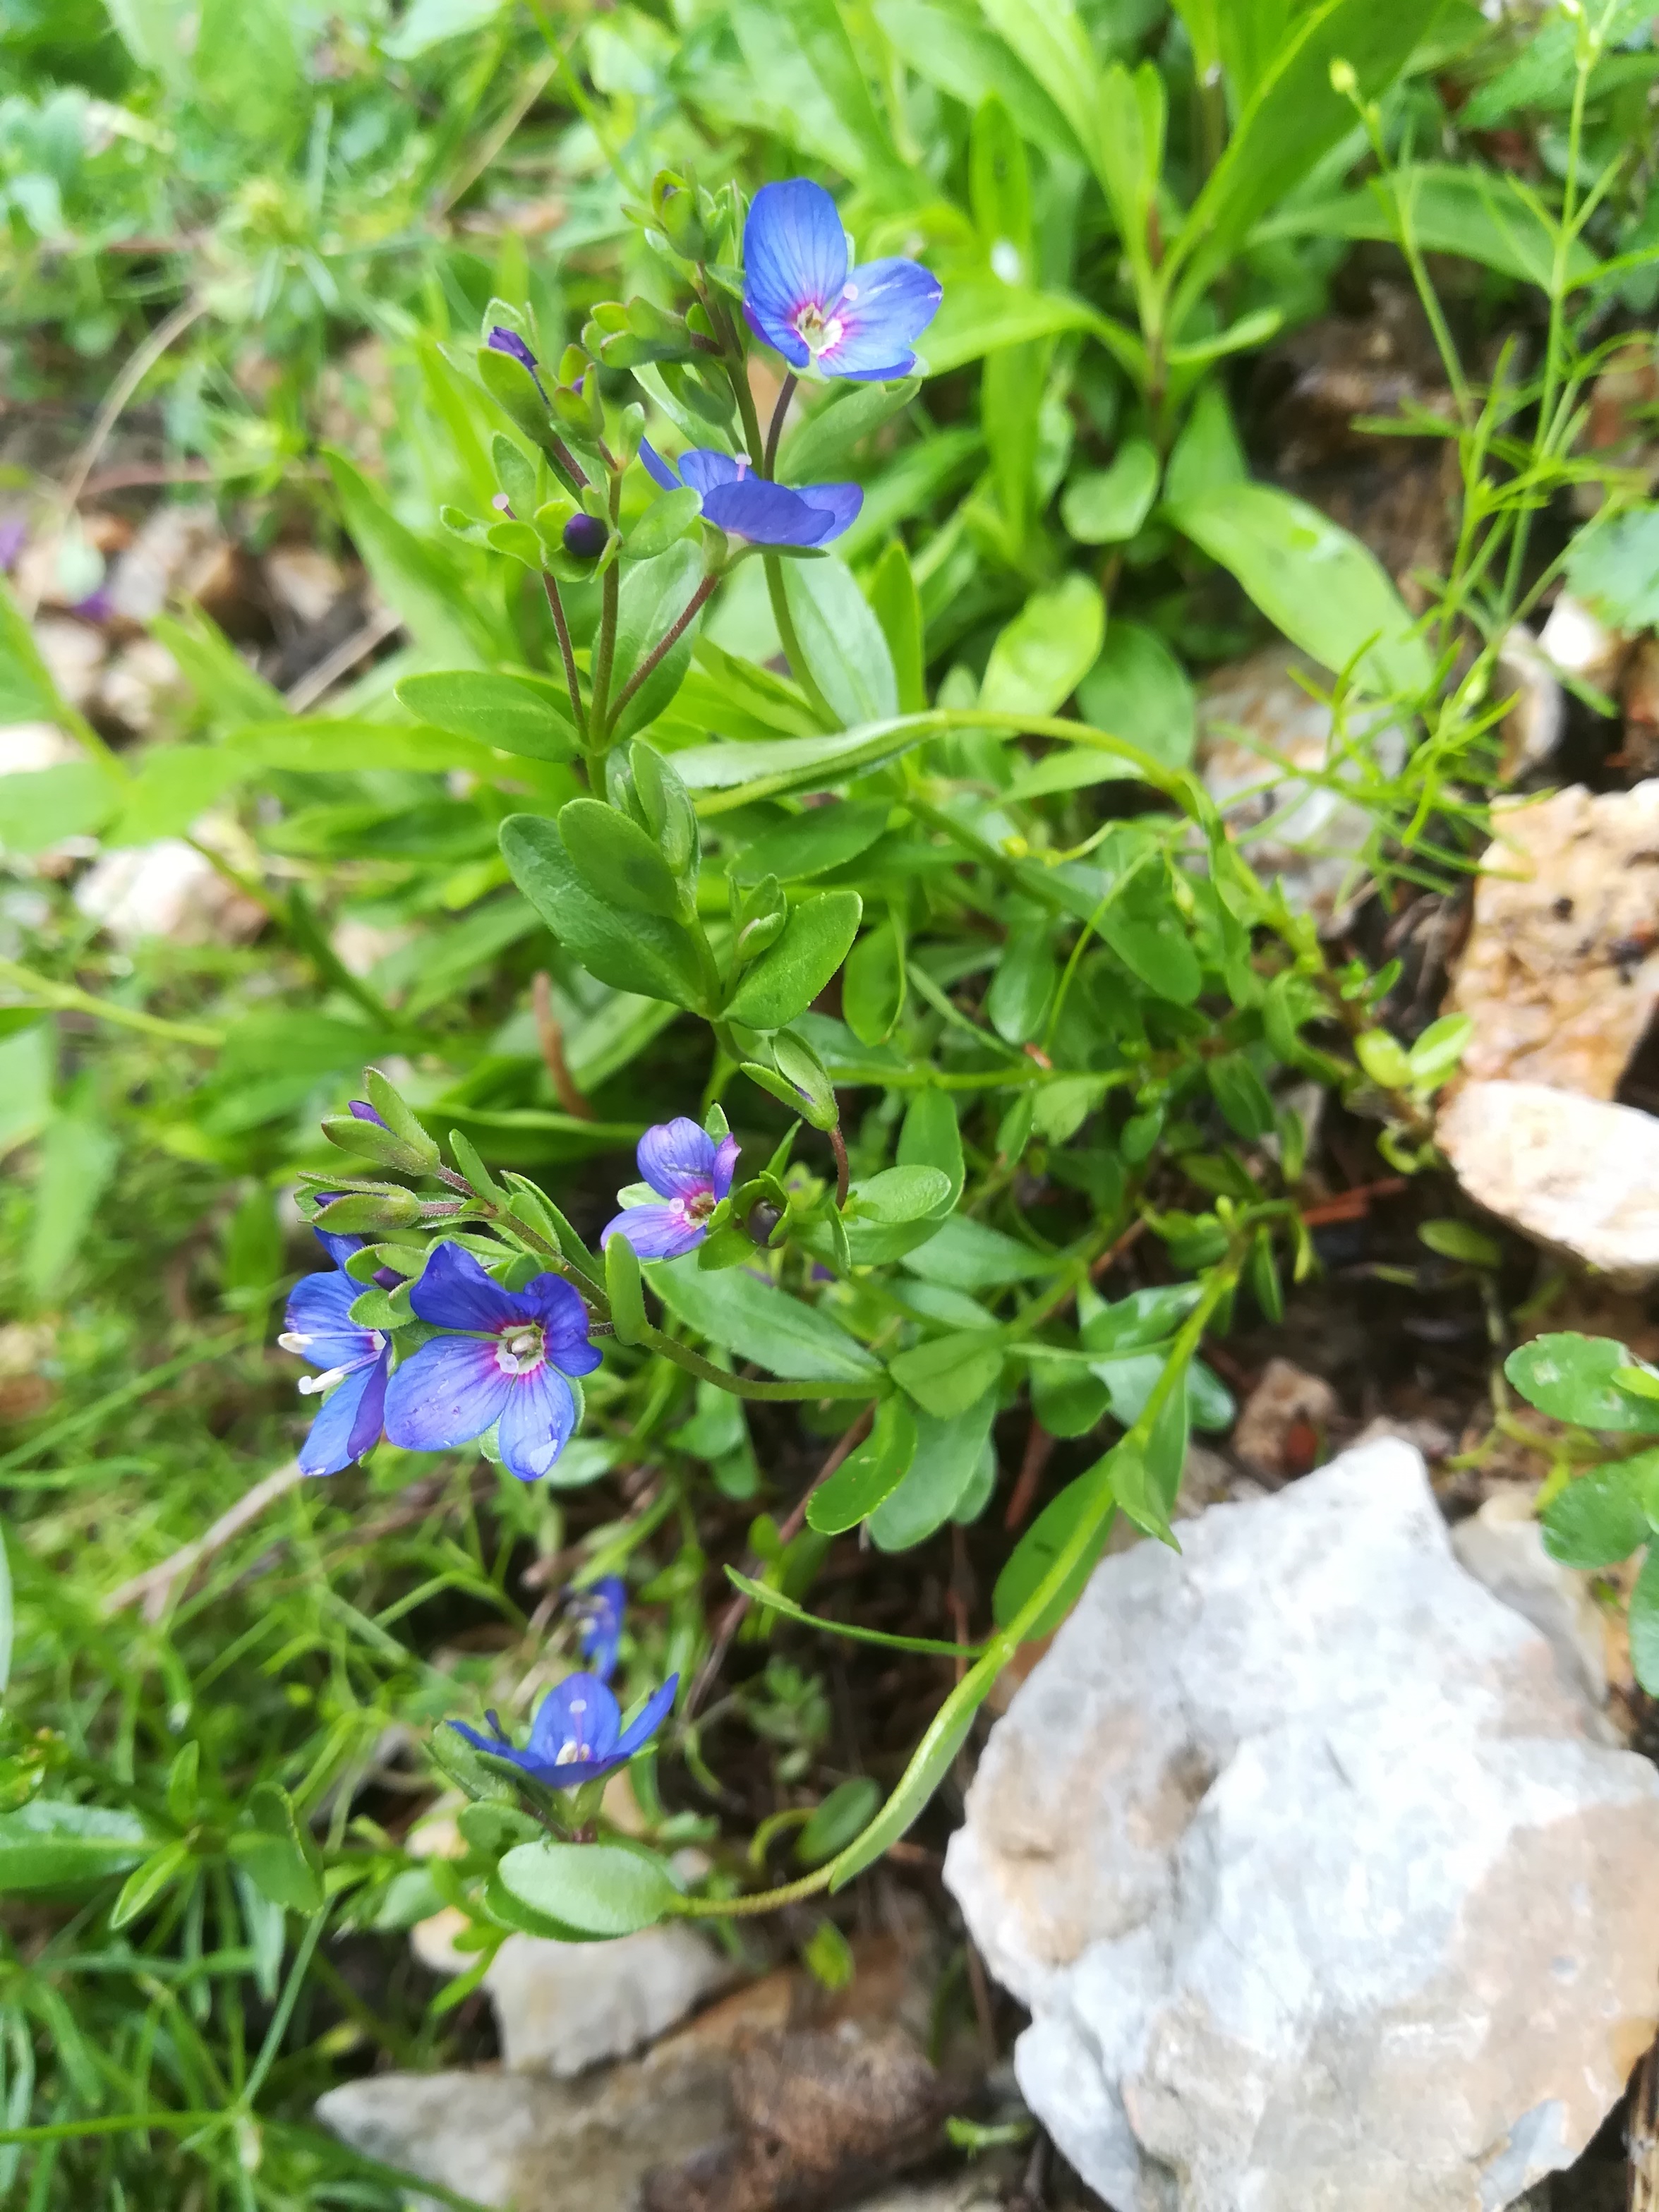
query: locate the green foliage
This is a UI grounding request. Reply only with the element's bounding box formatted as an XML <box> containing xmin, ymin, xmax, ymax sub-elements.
<box><xmin>6</xmin><ymin>0</ymin><xmax>1659</xmax><ymax>2196</ymax></box>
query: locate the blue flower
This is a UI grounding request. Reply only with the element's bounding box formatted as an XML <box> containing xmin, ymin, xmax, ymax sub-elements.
<box><xmin>382</xmin><ymin>1243</ymin><xmax>600</xmax><ymax>1482</ymax></box>
<box><xmin>639</xmin><ymin>440</ymin><xmax>859</xmax><ymax>548</ymax></box>
<box><xmin>601</xmin><ymin>1118</ymin><xmax>740</xmax><ymax>1261</ymax></box>
<box><xmin>488</xmin><ymin>324</ymin><xmax>547</xmax><ymax>399</ymax></box>
<box><xmin>450</xmin><ymin>1670</ymin><xmax>678</xmax><ymax>1791</ymax></box>
<box><xmin>279</xmin><ymin>1230</ymin><xmax>392</xmax><ymax>1477</ymax></box>
<box><xmin>570</xmin><ymin>1576</ymin><xmax>627</xmax><ymax>1682</ymax></box>
<box><xmin>743</xmin><ymin>179</ymin><xmax>940</xmax><ymax>382</ymax></box>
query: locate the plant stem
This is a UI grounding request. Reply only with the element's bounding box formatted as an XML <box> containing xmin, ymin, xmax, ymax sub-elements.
<box><xmin>605</xmin><ymin>571</ymin><xmax>717</xmax><ymax>732</ymax></box>
<box><xmin>829</xmin><ymin>1124</ymin><xmax>850</xmax><ymax>1209</ymax></box>
<box><xmin>763</xmin><ymin>373</ymin><xmax>798</xmax><ymax>476</ymax></box>
<box><xmin>0</xmin><ymin>957</ymin><xmax>222</xmax><ymax>1048</ymax></box>
<box><xmin>585</xmin><ymin>477</ymin><xmax>625</xmax><ymax>742</ymax></box>
<box><xmin>541</xmin><ymin>572</ymin><xmax>587</xmax><ymax>742</ymax></box>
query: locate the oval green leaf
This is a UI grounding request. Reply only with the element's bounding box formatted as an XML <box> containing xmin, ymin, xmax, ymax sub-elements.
<box><xmin>497</xmin><ymin>1838</ymin><xmax>677</xmax><ymax>1938</ymax></box>
<box><xmin>724</xmin><ymin>890</ymin><xmax>863</xmax><ymax>1031</ymax></box>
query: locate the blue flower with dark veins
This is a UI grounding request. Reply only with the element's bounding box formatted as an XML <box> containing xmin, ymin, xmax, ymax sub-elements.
<box><xmin>487</xmin><ymin>324</ymin><xmax>547</xmax><ymax>399</ymax></box>
<box><xmin>743</xmin><ymin>179</ymin><xmax>940</xmax><ymax>382</ymax></box>
<box><xmin>569</xmin><ymin>1576</ymin><xmax>627</xmax><ymax>1682</ymax></box>
<box><xmin>382</xmin><ymin>1243</ymin><xmax>600</xmax><ymax>1481</ymax></box>
<box><xmin>639</xmin><ymin>440</ymin><xmax>859</xmax><ymax>550</ymax></box>
<box><xmin>601</xmin><ymin>1117</ymin><xmax>740</xmax><ymax>1259</ymax></box>
<box><xmin>279</xmin><ymin>1228</ymin><xmax>393</xmax><ymax>1477</ymax></box>
<box><xmin>450</xmin><ymin>1669</ymin><xmax>678</xmax><ymax>1791</ymax></box>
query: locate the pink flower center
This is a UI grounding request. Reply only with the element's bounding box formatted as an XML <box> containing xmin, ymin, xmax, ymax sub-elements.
<box><xmin>495</xmin><ymin>1322</ymin><xmax>546</xmax><ymax>1377</ymax></box>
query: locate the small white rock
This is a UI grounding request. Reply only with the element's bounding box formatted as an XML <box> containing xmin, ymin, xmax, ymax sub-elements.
<box><xmin>74</xmin><ymin>838</ymin><xmax>263</xmax><ymax>948</ymax></box>
<box><xmin>32</xmin><ymin>617</ymin><xmax>109</xmax><ymax>711</ymax></box>
<box><xmin>1539</xmin><ymin>591</ymin><xmax>1629</xmax><ymax>692</ymax></box>
<box><xmin>1437</xmin><ymin>1079</ymin><xmax>1659</xmax><ymax>1286</ymax></box>
<box><xmin>265</xmin><ymin>544</ymin><xmax>349</xmax><ymax>627</ymax></box>
<box><xmin>485</xmin><ymin>1923</ymin><xmax>733</xmax><ymax>2077</ymax></box>
<box><xmin>0</xmin><ymin>723</ymin><xmax>82</xmax><ymax>776</ymax></box>
<box><xmin>945</xmin><ymin>1438</ymin><xmax>1659</xmax><ymax>2212</ymax></box>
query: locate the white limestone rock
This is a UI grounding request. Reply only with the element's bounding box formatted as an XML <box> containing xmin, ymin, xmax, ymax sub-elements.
<box><xmin>485</xmin><ymin>1923</ymin><xmax>734</xmax><ymax>2077</ymax></box>
<box><xmin>1437</xmin><ymin>1080</ymin><xmax>1659</xmax><ymax>1287</ymax></box>
<box><xmin>944</xmin><ymin>1438</ymin><xmax>1659</xmax><ymax>2212</ymax></box>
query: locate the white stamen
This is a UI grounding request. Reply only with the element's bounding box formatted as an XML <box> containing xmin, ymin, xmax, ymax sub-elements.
<box><xmin>277</xmin><ymin>1331</ymin><xmax>312</xmax><ymax>1355</ymax></box>
<box><xmin>495</xmin><ymin>1322</ymin><xmax>547</xmax><ymax>1377</ymax></box>
<box><xmin>298</xmin><ymin>1362</ymin><xmax>351</xmax><ymax>1396</ymax></box>
<box><xmin>555</xmin><ymin>1741</ymin><xmax>583</xmax><ymax>1764</ymax></box>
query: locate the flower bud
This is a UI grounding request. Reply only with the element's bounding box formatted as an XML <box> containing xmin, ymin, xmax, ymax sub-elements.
<box><xmin>313</xmin><ymin>1187</ymin><xmax>424</xmax><ymax>1233</ymax></box>
<box><xmin>562</xmin><ymin>512</ymin><xmax>608</xmax><ymax>560</ymax></box>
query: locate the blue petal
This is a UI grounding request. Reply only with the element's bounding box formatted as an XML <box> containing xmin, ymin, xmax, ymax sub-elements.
<box><xmin>527</xmin><ymin>1672</ymin><xmax>621</xmax><ymax>1765</ymax></box>
<box><xmin>818</xmin><ymin>258</ymin><xmax>941</xmax><ymax>380</ymax></box>
<box><xmin>346</xmin><ymin>1345</ymin><xmax>391</xmax><ymax>1463</ymax></box>
<box><xmin>796</xmin><ymin>481</ymin><xmax>863</xmax><ymax>541</ymax></box>
<box><xmin>701</xmin><ymin>476</ymin><xmax>835</xmax><ymax>547</ymax></box>
<box><xmin>449</xmin><ymin>1720</ymin><xmax>541</xmax><ymax>1777</ymax></box>
<box><xmin>313</xmin><ymin>1226</ymin><xmax>363</xmax><ymax>1271</ymax></box>
<box><xmin>675</xmin><ymin>449</ymin><xmax>744</xmax><ymax>499</ymax></box>
<box><xmin>522</xmin><ymin>1274</ymin><xmax>601</xmax><ymax>1375</ymax></box>
<box><xmin>497</xmin><ymin>1365</ymin><xmax>577</xmax><ymax>1482</ymax></box>
<box><xmin>383</xmin><ymin>1334</ymin><xmax>508</xmax><ymax>1451</ymax></box>
<box><xmin>744</xmin><ymin>180</ymin><xmax>847</xmax><ymax>363</ymax></box>
<box><xmin>298</xmin><ymin>1358</ymin><xmax>383</xmax><ymax>1477</ymax></box>
<box><xmin>410</xmin><ymin>1241</ymin><xmax>521</xmax><ymax>1334</ymax></box>
<box><xmin>637</xmin><ymin>1118</ymin><xmax>720</xmax><ymax>1200</ymax></box>
<box><xmin>348</xmin><ymin>1100</ymin><xmax>389</xmax><ymax>1126</ymax></box>
<box><xmin>602</xmin><ymin>1203</ymin><xmax>706</xmax><ymax>1260</ymax></box>
<box><xmin>615</xmin><ymin>1674</ymin><xmax>680</xmax><ymax>1758</ymax></box>
<box><xmin>284</xmin><ymin>1269</ymin><xmax>375</xmax><ymax>1372</ymax></box>
<box><xmin>639</xmin><ymin>437</ymin><xmax>682</xmax><ymax>494</ymax></box>
<box><xmin>711</xmin><ymin>1132</ymin><xmax>740</xmax><ymax>1202</ymax></box>
<box><xmin>573</xmin><ymin>1577</ymin><xmax>627</xmax><ymax>1681</ymax></box>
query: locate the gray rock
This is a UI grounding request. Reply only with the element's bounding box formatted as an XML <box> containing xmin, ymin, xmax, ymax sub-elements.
<box><xmin>1437</xmin><ymin>1080</ymin><xmax>1659</xmax><ymax>1286</ymax></box>
<box><xmin>485</xmin><ymin>1923</ymin><xmax>734</xmax><ymax>2077</ymax></box>
<box><xmin>1451</xmin><ymin>1489</ymin><xmax>1609</xmax><ymax>1712</ymax></box>
<box><xmin>944</xmin><ymin>1437</ymin><xmax>1659</xmax><ymax>2212</ymax></box>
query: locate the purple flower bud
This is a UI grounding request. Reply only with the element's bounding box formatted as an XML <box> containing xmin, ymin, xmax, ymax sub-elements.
<box><xmin>349</xmin><ymin>1101</ymin><xmax>389</xmax><ymax>1127</ymax></box>
<box><xmin>488</xmin><ymin>326</ymin><xmax>538</xmax><ymax>374</ymax></box>
<box><xmin>562</xmin><ymin>512</ymin><xmax>608</xmax><ymax>560</ymax></box>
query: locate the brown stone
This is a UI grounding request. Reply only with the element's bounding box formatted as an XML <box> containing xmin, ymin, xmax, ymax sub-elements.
<box><xmin>1444</xmin><ymin>782</ymin><xmax>1659</xmax><ymax>1098</ymax></box>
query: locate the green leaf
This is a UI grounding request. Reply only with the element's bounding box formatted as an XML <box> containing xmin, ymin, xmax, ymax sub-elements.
<box><xmin>903</xmin><ymin>1214</ymin><xmax>1048</xmax><ymax>1291</ymax></box>
<box><xmin>193</xmin><ymin>0</ymin><xmax>301</xmax><ymax>148</ymax></box>
<box><xmin>725</xmin><ymin>1566</ymin><xmax>982</xmax><ymax>1654</ymax></box>
<box><xmin>889</xmin><ymin>1330</ymin><xmax>1006</xmax><ymax>1418</ymax></box>
<box><xmin>224</xmin><ymin>719</ymin><xmax>506</xmax><ymax>780</ymax></box>
<box><xmin>397</xmin><ymin>671</ymin><xmax>577</xmax><ymax>764</ymax></box>
<box><xmin>730</xmin><ymin>800</ymin><xmax>891</xmax><ymax>886</ymax></box>
<box><xmin>1168</xmin><ymin>481</ymin><xmax>1430</xmax><ymax>696</ymax></box>
<box><xmin>102</xmin><ymin>747</ymin><xmax>247</xmax><ymax>847</ymax></box>
<box><xmin>807</xmin><ymin>1398</ymin><xmax>919</xmax><ymax>1533</ymax></box>
<box><xmin>1082</xmin><ymin>1283</ymin><xmax>1203</xmax><ymax>1355</ymax></box>
<box><xmin>1630</xmin><ymin>1547</ymin><xmax>1659</xmax><ymax>1699</ymax></box>
<box><xmin>26</xmin><ymin>1105</ymin><xmax>118</xmax><ymax>1300</ymax></box>
<box><xmin>867</xmin><ymin>541</ymin><xmax>927</xmax><ymax>717</ymax></box>
<box><xmin>1540</xmin><ymin>1460</ymin><xmax>1655</xmax><ymax>1569</ymax></box>
<box><xmin>783</xmin><ymin>382</ymin><xmax>924</xmax><ymax>485</ymax></box>
<box><xmin>323</xmin><ymin>450</ymin><xmax>498</xmax><ymax>667</ymax></box>
<box><xmin>797</xmin><ymin>1778</ymin><xmax>883</xmax><ymax>1865</ymax></box>
<box><xmin>0</xmin><ymin>1801</ymin><xmax>150</xmax><ymax>1893</ymax></box>
<box><xmin>0</xmin><ymin>763</ymin><xmax>120</xmax><ymax>857</ymax></box>
<box><xmin>1062</xmin><ymin>440</ymin><xmax>1160</xmax><ymax>544</ymax></box>
<box><xmin>0</xmin><ymin>1516</ymin><xmax>10</xmax><ymax>1697</ymax></box>
<box><xmin>1564</xmin><ymin>507</ymin><xmax>1659</xmax><ymax>633</ymax></box>
<box><xmin>979</xmin><ymin>575</ymin><xmax>1105</xmax><ymax>718</ymax></box>
<box><xmin>1072</xmin><ymin>622</ymin><xmax>1197</xmax><ymax>771</ymax></box>
<box><xmin>922</xmin><ymin>278</ymin><xmax>1142</xmax><ymax>379</ymax></box>
<box><xmin>1164</xmin><ymin>381</ymin><xmax>1248</xmax><ymax>507</ymax></box>
<box><xmin>1170</xmin><ymin>0</ymin><xmax>1451</xmax><ymax>293</ymax></box>
<box><xmin>558</xmin><ymin>799</ymin><xmax>683</xmax><ymax>919</ymax></box>
<box><xmin>843</xmin><ymin>921</ymin><xmax>905</xmax><ymax>1046</ymax></box>
<box><xmin>780</xmin><ymin>558</ymin><xmax>898</xmax><ymax>728</ymax></box>
<box><xmin>1260</xmin><ymin>163</ymin><xmax>1600</xmax><ymax>291</ymax></box>
<box><xmin>1407</xmin><ymin>1013</ymin><xmax>1473</xmax><ymax>1089</ymax></box>
<box><xmin>1208</xmin><ymin>1053</ymin><xmax>1275</xmax><ymax>1142</ymax></box>
<box><xmin>624</xmin><ymin>486</ymin><xmax>702</xmax><ymax>560</ymax></box>
<box><xmin>500</xmin><ymin>816</ymin><xmax>705</xmax><ymax>1009</ymax></box>
<box><xmin>0</xmin><ymin>574</ymin><xmax>75</xmax><ymax>725</ymax></box>
<box><xmin>730</xmin><ymin>0</ymin><xmax>915</xmax><ymax>195</ymax></box>
<box><xmin>848</xmin><ymin>1165</ymin><xmax>951</xmax><ymax>1226</ymax></box>
<box><xmin>993</xmin><ymin>1458</ymin><xmax>1115</xmax><ymax>1638</ymax></box>
<box><xmin>897</xmin><ymin>1089</ymin><xmax>964</xmax><ymax>1207</ymax></box>
<box><xmin>826</xmin><ymin>1682</ymin><xmax>983</xmax><ymax>1887</ymax></box>
<box><xmin>1099</xmin><ymin>875</ymin><xmax>1202</xmax><ymax>1005</ymax></box>
<box><xmin>0</xmin><ymin>1024</ymin><xmax>52</xmax><ymax>1163</ymax></box>
<box><xmin>650</xmin><ymin>1256</ymin><xmax>881</xmax><ymax>1382</ymax></box>
<box><xmin>870</xmin><ymin>1394</ymin><xmax>999</xmax><ymax>1550</ymax></box>
<box><xmin>872</xmin><ymin>0</ymin><xmax>1087</xmax><ymax>164</ymax></box>
<box><xmin>1504</xmin><ymin>1335</ymin><xmax>1659</xmax><ymax>1434</ymax></box>
<box><xmin>986</xmin><ymin>921</ymin><xmax>1054</xmax><ymax>1044</ymax></box>
<box><xmin>606</xmin><ymin>1232</ymin><xmax>647</xmax><ymax>1346</ymax></box>
<box><xmin>1418</xmin><ymin>1219</ymin><xmax>1502</xmax><ymax>1269</ymax></box>
<box><xmin>612</xmin><ymin>541</ymin><xmax>705</xmax><ymax>742</ymax></box>
<box><xmin>110</xmin><ymin>1839</ymin><xmax>195</xmax><ymax>1932</ymax></box>
<box><xmin>229</xmin><ymin>1782</ymin><xmax>324</xmax><ymax>1914</ymax></box>
<box><xmin>496</xmin><ymin>1839</ymin><xmax>677</xmax><ymax>1939</ymax></box>
<box><xmin>723</xmin><ymin>890</ymin><xmax>862</xmax><ymax>1030</ymax></box>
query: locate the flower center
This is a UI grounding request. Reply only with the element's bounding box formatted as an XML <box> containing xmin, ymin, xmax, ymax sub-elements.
<box><xmin>496</xmin><ymin>1322</ymin><xmax>546</xmax><ymax>1376</ymax></box>
<box><xmin>684</xmin><ymin>1187</ymin><xmax>717</xmax><ymax>1223</ymax></box>
<box><xmin>793</xmin><ymin>299</ymin><xmax>845</xmax><ymax>358</ymax></box>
